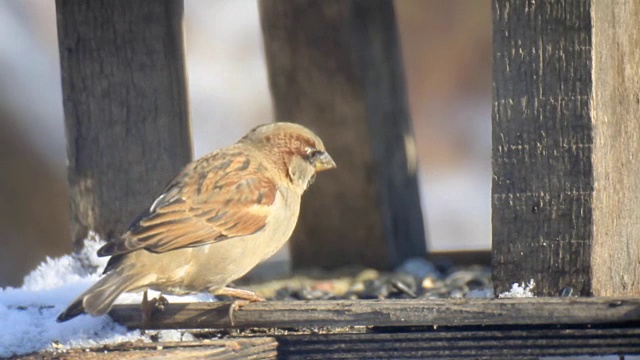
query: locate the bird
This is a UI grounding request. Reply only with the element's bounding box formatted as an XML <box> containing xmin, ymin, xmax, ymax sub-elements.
<box><xmin>57</xmin><ymin>122</ymin><xmax>336</xmax><ymax>322</ymax></box>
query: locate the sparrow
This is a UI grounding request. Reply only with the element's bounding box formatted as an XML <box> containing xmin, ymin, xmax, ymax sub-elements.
<box><xmin>57</xmin><ymin>122</ymin><xmax>336</xmax><ymax>322</ymax></box>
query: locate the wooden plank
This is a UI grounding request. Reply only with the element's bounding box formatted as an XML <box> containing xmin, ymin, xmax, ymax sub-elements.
<box><xmin>591</xmin><ymin>0</ymin><xmax>640</xmax><ymax>296</ymax></box>
<box><xmin>277</xmin><ymin>326</ymin><xmax>640</xmax><ymax>359</ymax></box>
<box><xmin>492</xmin><ymin>0</ymin><xmax>640</xmax><ymax>297</ymax></box>
<box><xmin>25</xmin><ymin>327</ymin><xmax>640</xmax><ymax>359</ymax></box>
<box><xmin>109</xmin><ymin>297</ymin><xmax>640</xmax><ymax>330</ymax></box>
<box><xmin>56</xmin><ymin>0</ymin><xmax>192</xmax><ymax>248</ymax></box>
<box><xmin>258</xmin><ymin>0</ymin><xmax>426</xmax><ymax>270</ymax></box>
<box><xmin>23</xmin><ymin>338</ymin><xmax>277</xmax><ymax>360</ymax></box>
<box><xmin>491</xmin><ymin>0</ymin><xmax>594</xmax><ymax>296</ymax></box>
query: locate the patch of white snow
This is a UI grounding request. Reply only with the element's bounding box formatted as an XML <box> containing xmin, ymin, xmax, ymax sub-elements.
<box><xmin>0</xmin><ymin>237</ymin><xmax>210</xmax><ymax>358</ymax></box>
<box><xmin>498</xmin><ymin>280</ymin><xmax>536</xmax><ymax>298</ymax></box>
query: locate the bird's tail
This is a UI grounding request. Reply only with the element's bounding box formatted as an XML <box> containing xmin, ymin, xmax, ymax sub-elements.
<box><xmin>56</xmin><ymin>272</ymin><xmax>143</xmax><ymax>322</ymax></box>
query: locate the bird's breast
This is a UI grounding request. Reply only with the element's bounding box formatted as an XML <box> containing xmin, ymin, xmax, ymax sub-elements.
<box><xmin>169</xmin><ymin>185</ymin><xmax>301</xmax><ymax>292</ymax></box>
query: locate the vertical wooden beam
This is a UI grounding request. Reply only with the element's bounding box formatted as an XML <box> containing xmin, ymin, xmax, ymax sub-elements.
<box><xmin>259</xmin><ymin>0</ymin><xmax>426</xmax><ymax>270</ymax></box>
<box><xmin>56</xmin><ymin>0</ymin><xmax>192</xmax><ymax>248</ymax></box>
<box><xmin>591</xmin><ymin>0</ymin><xmax>640</xmax><ymax>296</ymax></box>
<box><xmin>492</xmin><ymin>0</ymin><xmax>593</xmax><ymax>296</ymax></box>
<box><xmin>492</xmin><ymin>0</ymin><xmax>640</xmax><ymax>296</ymax></box>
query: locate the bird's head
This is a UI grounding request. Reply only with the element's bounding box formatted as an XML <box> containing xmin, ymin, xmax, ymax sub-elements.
<box><xmin>240</xmin><ymin>122</ymin><xmax>336</xmax><ymax>192</ymax></box>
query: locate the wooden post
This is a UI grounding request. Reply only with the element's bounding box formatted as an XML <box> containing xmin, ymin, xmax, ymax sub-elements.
<box><xmin>492</xmin><ymin>0</ymin><xmax>640</xmax><ymax>296</ymax></box>
<box><xmin>590</xmin><ymin>0</ymin><xmax>640</xmax><ymax>296</ymax></box>
<box><xmin>258</xmin><ymin>0</ymin><xmax>427</xmax><ymax>270</ymax></box>
<box><xmin>56</xmin><ymin>0</ymin><xmax>192</xmax><ymax>248</ymax></box>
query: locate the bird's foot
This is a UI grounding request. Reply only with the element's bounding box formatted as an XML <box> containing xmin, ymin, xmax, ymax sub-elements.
<box><xmin>151</xmin><ymin>294</ymin><xmax>169</xmax><ymax>312</ymax></box>
<box><xmin>215</xmin><ymin>287</ymin><xmax>265</xmax><ymax>326</ymax></box>
<box><xmin>227</xmin><ymin>299</ymin><xmax>251</xmax><ymax>327</ymax></box>
<box><xmin>216</xmin><ymin>287</ymin><xmax>266</xmax><ymax>302</ymax></box>
<box><xmin>141</xmin><ymin>290</ymin><xmax>169</xmax><ymax>329</ymax></box>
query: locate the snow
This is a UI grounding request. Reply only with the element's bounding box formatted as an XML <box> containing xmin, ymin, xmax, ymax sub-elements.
<box><xmin>0</xmin><ymin>236</ymin><xmax>206</xmax><ymax>358</ymax></box>
<box><xmin>498</xmin><ymin>280</ymin><xmax>536</xmax><ymax>298</ymax></box>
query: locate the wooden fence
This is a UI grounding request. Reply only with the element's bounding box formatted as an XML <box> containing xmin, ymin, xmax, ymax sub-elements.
<box><xmin>52</xmin><ymin>0</ymin><xmax>640</xmax><ymax>358</ymax></box>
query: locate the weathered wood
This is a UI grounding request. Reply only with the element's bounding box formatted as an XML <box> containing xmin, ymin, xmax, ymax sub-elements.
<box><xmin>258</xmin><ymin>0</ymin><xmax>426</xmax><ymax>270</ymax></box>
<box><xmin>277</xmin><ymin>326</ymin><xmax>640</xmax><ymax>359</ymax></box>
<box><xmin>492</xmin><ymin>0</ymin><xmax>593</xmax><ymax>296</ymax></box>
<box><xmin>109</xmin><ymin>297</ymin><xmax>640</xmax><ymax>330</ymax></box>
<box><xmin>591</xmin><ymin>0</ymin><xmax>640</xmax><ymax>296</ymax></box>
<box><xmin>25</xmin><ymin>327</ymin><xmax>640</xmax><ymax>360</ymax></box>
<box><xmin>492</xmin><ymin>0</ymin><xmax>640</xmax><ymax>296</ymax></box>
<box><xmin>24</xmin><ymin>339</ymin><xmax>277</xmax><ymax>360</ymax></box>
<box><xmin>56</xmin><ymin>0</ymin><xmax>192</xmax><ymax>248</ymax></box>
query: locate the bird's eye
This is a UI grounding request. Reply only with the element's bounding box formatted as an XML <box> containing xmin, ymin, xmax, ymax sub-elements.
<box><xmin>305</xmin><ymin>148</ymin><xmax>323</xmax><ymax>163</ymax></box>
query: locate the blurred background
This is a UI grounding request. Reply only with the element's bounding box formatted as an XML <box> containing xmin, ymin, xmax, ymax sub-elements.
<box><xmin>0</xmin><ymin>0</ymin><xmax>490</xmax><ymax>287</ymax></box>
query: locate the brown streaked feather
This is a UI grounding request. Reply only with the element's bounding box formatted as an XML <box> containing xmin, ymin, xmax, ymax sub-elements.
<box><xmin>98</xmin><ymin>145</ymin><xmax>278</xmax><ymax>257</ymax></box>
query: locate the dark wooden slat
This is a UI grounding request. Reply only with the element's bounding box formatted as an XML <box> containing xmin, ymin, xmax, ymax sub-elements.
<box><xmin>277</xmin><ymin>327</ymin><xmax>640</xmax><ymax>359</ymax></box>
<box><xmin>492</xmin><ymin>0</ymin><xmax>640</xmax><ymax>297</ymax></box>
<box><xmin>258</xmin><ymin>0</ymin><xmax>426</xmax><ymax>271</ymax></box>
<box><xmin>56</xmin><ymin>0</ymin><xmax>192</xmax><ymax>247</ymax></box>
<box><xmin>26</xmin><ymin>327</ymin><xmax>640</xmax><ymax>359</ymax></box>
<box><xmin>491</xmin><ymin>0</ymin><xmax>593</xmax><ymax>296</ymax></box>
<box><xmin>109</xmin><ymin>297</ymin><xmax>640</xmax><ymax>330</ymax></box>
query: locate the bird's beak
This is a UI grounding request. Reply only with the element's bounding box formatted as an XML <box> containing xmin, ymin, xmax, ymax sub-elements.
<box><xmin>314</xmin><ymin>152</ymin><xmax>336</xmax><ymax>172</ymax></box>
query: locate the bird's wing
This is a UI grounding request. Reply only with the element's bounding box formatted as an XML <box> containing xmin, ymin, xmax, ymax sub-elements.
<box><xmin>97</xmin><ymin>148</ymin><xmax>278</xmax><ymax>257</ymax></box>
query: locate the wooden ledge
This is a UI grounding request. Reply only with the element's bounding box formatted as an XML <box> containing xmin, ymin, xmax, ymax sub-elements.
<box><xmin>109</xmin><ymin>297</ymin><xmax>640</xmax><ymax>330</ymax></box>
<box><xmin>21</xmin><ymin>338</ymin><xmax>276</xmax><ymax>360</ymax></box>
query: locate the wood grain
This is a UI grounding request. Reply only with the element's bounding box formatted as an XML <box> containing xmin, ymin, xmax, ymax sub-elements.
<box><xmin>491</xmin><ymin>0</ymin><xmax>594</xmax><ymax>296</ymax></box>
<box><xmin>258</xmin><ymin>0</ymin><xmax>426</xmax><ymax>270</ymax></box>
<box><xmin>56</xmin><ymin>0</ymin><xmax>192</xmax><ymax>248</ymax></box>
<box><xmin>591</xmin><ymin>0</ymin><xmax>640</xmax><ymax>296</ymax></box>
<box><xmin>109</xmin><ymin>298</ymin><xmax>640</xmax><ymax>330</ymax></box>
<box><xmin>22</xmin><ymin>338</ymin><xmax>277</xmax><ymax>360</ymax></box>
<box><xmin>23</xmin><ymin>325</ymin><xmax>640</xmax><ymax>359</ymax></box>
<box><xmin>492</xmin><ymin>0</ymin><xmax>640</xmax><ymax>297</ymax></box>
<box><xmin>277</xmin><ymin>326</ymin><xmax>640</xmax><ymax>359</ymax></box>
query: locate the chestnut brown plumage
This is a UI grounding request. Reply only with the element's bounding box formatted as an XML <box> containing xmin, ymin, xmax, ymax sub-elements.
<box><xmin>57</xmin><ymin>122</ymin><xmax>335</xmax><ymax>322</ymax></box>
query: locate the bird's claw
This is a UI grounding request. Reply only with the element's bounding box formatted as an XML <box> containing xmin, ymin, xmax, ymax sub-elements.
<box><xmin>228</xmin><ymin>299</ymin><xmax>251</xmax><ymax>327</ymax></box>
<box><xmin>151</xmin><ymin>295</ymin><xmax>169</xmax><ymax>313</ymax></box>
<box><xmin>141</xmin><ymin>291</ymin><xmax>169</xmax><ymax>328</ymax></box>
